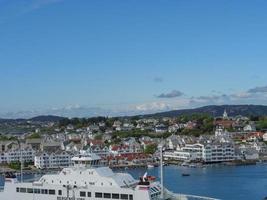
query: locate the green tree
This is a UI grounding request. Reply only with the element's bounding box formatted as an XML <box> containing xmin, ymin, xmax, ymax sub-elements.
<box><xmin>94</xmin><ymin>134</ymin><xmax>103</xmax><ymax>140</ymax></box>
<box><xmin>144</xmin><ymin>144</ymin><xmax>157</xmax><ymax>154</ymax></box>
<box><xmin>27</xmin><ymin>133</ymin><xmax>41</xmax><ymax>139</ymax></box>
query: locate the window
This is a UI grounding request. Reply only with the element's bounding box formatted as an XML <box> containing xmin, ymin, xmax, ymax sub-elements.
<box><xmin>34</xmin><ymin>189</ymin><xmax>41</xmax><ymax>194</ymax></box>
<box><xmin>41</xmin><ymin>189</ymin><xmax>48</xmax><ymax>194</ymax></box>
<box><xmin>112</xmin><ymin>193</ymin><xmax>120</xmax><ymax>199</ymax></box>
<box><xmin>121</xmin><ymin>194</ymin><xmax>128</xmax><ymax>200</ymax></box>
<box><xmin>16</xmin><ymin>187</ymin><xmax>19</xmax><ymax>192</ymax></box>
<box><xmin>27</xmin><ymin>188</ymin><xmax>33</xmax><ymax>193</ymax></box>
<box><xmin>104</xmin><ymin>193</ymin><xmax>111</xmax><ymax>198</ymax></box>
<box><xmin>58</xmin><ymin>190</ymin><xmax>62</xmax><ymax>195</ymax></box>
<box><xmin>20</xmin><ymin>188</ymin><xmax>27</xmax><ymax>193</ymax></box>
<box><xmin>80</xmin><ymin>191</ymin><xmax>86</xmax><ymax>197</ymax></box>
<box><xmin>129</xmin><ymin>194</ymin><xmax>133</xmax><ymax>200</ymax></box>
<box><xmin>87</xmin><ymin>192</ymin><xmax>91</xmax><ymax>197</ymax></box>
<box><xmin>95</xmin><ymin>192</ymin><xmax>103</xmax><ymax>198</ymax></box>
<box><xmin>49</xmin><ymin>189</ymin><xmax>55</xmax><ymax>195</ymax></box>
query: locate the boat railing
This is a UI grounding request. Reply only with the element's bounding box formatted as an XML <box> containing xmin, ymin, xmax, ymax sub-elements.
<box><xmin>33</xmin><ymin>182</ymin><xmax>43</xmax><ymax>186</ymax></box>
<box><xmin>164</xmin><ymin>188</ymin><xmax>220</xmax><ymax>200</ymax></box>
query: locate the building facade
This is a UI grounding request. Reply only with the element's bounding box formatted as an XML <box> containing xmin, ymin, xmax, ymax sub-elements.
<box><xmin>34</xmin><ymin>151</ymin><xmax>72</xmax><ymax>169</ymax></box>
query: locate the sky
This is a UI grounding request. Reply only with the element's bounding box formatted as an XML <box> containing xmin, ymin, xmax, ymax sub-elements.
<box><xmin>1</xmin><ymin>0</ymin><xmax>267</xmax><ymax>118</ymax></box>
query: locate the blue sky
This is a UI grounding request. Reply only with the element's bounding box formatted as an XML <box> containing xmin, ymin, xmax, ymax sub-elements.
<box><xmin>1</xmin><ymin>0</ymin><xmax>267</xmax><ymax>118</ymax></box>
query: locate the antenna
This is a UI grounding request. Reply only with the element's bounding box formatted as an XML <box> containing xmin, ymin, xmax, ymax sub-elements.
<box><xmin>160</xmin><ymin>142</ymin><xmax>164</xmax><ymax>199</ymax></box>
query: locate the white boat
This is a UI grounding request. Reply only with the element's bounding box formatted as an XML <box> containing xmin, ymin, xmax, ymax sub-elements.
<box><xmin>0</xmin><ymin>149</ymin><xmax>220</xmax><ymax>200</ymax></box>
<box><xmin>147</xmin><ymin>164</ymin><xmax>155</xmax><ymax>168</ymax></box>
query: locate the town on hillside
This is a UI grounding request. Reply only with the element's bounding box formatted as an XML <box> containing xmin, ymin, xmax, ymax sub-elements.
<box><xmin>1</xmin><ymin>110</ymin><xmax>267</xmax><ymax>171</ymax></box>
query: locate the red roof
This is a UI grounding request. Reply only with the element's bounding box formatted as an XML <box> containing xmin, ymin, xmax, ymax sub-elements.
<box><xmin>88</xmin><ymin>139</ymin><xmax>104</xmax><ymax>146</ymax></box>
<box><xmin>106</xmin><ymin>153</ymin><xmax>150</xmax><ymax>161</ymax></box>
<box><xmin>111</xmin><ymin>145</ymin><xmax>130</xmax><ymax>151</ymax></box>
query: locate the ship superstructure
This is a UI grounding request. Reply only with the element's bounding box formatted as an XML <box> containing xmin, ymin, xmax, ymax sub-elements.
<box><xmin>0</xmin><ymin>150</ymin><xmax>162</xmax><ymax>200</ymax></box>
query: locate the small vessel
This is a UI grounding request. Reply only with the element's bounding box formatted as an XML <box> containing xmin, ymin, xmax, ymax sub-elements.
<box><xmin>182</xmin><ymin>173</ymin><xmax>190</xmax><ymax>177</ymax></box>
<box><xmin>163</xmin><ymin>162</ymin><xmax>168</xmax><ymax>166</ymax></box>
<box><xmin>147</xmin><ymin>164</ymin><xmax>155</xmax><ymax>168</ymax></box>
<box><xmin>189</xmin><ymin>164</ymin><xmax>197</xmax><ymax>168</ymax></box>
<box><xmin>181</xmin><ymin>162</ymin><xmax>189</xmax><ymax>167</ymax></box>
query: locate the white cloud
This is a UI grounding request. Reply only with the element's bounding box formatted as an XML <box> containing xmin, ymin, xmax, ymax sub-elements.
<box><xmin>135</xmin><ymin>102</ymin><xmax>170</xmax><ymax>112</ymax></box>
<box><xmin>230</xmin><ymin>92</ymin><xmax>252</xmax><ymax>99</ymax></box>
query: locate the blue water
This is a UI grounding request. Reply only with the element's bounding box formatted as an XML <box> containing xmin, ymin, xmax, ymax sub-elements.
<box><xmin>1</xmin><ymin>165</ymin><xmax>267</xmax><ymax>200</ymax></box>
<box><xmin>125</xmin><ymin>164</ymin><xmax>267</xmax><ymax>200</ymax></box>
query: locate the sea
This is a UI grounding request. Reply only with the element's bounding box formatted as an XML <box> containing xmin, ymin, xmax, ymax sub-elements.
<box><xmin>1</xmin><ymin>164</ymin><xmax>267</xmax><ymax>200</ymax></box>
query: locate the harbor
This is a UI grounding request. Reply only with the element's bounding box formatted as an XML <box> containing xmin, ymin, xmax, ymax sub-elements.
<box><xmin>1</xmin><ymin>163</ymin><xmax>267</xmax><ymax>200</ymax></box>
<box><xmin>0</xmin><ymin>150</ymin><xmax>220</xmax><ymax>200</ymax></box>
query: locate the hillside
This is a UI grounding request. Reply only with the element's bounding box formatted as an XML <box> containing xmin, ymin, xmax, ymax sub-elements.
<box><xmin>143</xmin><ymin>105</ymin><xmax>267</xmax><ymax>118</ymax></box>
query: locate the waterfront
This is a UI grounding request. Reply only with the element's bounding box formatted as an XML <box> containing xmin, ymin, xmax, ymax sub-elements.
<box><xmin>134</xmin><ymin>164</ymin><xmax>267</xmax><ymax>200</ymax></box>
<box><xmin>1</xmin><ymin>164</ymin><xmax>267</xmax><ymax>200</ymax></box>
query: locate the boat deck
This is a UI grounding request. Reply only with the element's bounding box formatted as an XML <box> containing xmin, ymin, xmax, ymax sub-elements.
<box><xmin>165</xmin><ymin>189</ymin><xmax>220</xmax><ymax>200</ymax></box>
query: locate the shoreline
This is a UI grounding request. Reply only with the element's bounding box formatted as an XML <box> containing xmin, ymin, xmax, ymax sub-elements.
<box><xmin>0</xmin><ymin>159</ymin><xmax>264</xmax><ymax>176</ymax></box>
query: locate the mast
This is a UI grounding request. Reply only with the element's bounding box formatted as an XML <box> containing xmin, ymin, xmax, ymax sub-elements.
<box><xmin>160</xmin><ymin>144</ymin><xmax>164</xmax><ymax>199</ymax></box>
<box><xmin>20</xmin><ymin>141</ymin><xmax>23</xmax><ymax>183</ymax></box>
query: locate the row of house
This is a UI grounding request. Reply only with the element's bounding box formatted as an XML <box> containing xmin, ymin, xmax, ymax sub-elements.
<box><xmin>164</xmin><ymin>141</ymin><xmax>235</xmax><ymax>163</ymax></box>
<box><xmin>0</xmin><ymin>147</ymin><xmax>35</xmax><ymax>164</ymax></box>
<box><xmin>163</xmin><ymin>123</ymin><xmax>267</xmax><ymax>163</ymax></box>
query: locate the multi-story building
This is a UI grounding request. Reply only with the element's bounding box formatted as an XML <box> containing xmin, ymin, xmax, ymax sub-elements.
<box><xmin>164</xmin><ymin>150</ymin><xmax>194</xmax><ymax>161</ymax></box>
<box><xmin>0</xmin><ymin>147</ymin><xmax>35</xmax><ymax>164</ymax></box>
<box><xmin>202</xmin><ymin>142</ymin><xmax>235</xmax><ymax>163</ymax></box>
<box><xmin>164</xmin><ymin>143</ymin><xmax>202</xmax><ymax>162</ymax></box>
<box><xmin>34</xmin><ymin>150</ymin><xmax>73</xmax><ymax>169</ymax></box>
<box><xmin>163</xmin><ymin>142</ymin><xmax>235</xmax><ymax>163</ymax></box>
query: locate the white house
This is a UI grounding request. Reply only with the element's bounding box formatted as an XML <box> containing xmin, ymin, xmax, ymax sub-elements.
<box><xmin>34</xmin><ymin>150</ymin><xmax>73</xmax><ymax>169</ymax></box>
<box><xmin>215</xmin><ymin>126</ymin><xmax>230</xmax><ymax>138</ymax></box>
<box><xmin>155</xmin><ymin>124</ymin><xmax>168</xmax><ymax>133</ymax></box>
<box><xmin>164</xmin><ymin>150</ymin><xmax>197</xmax><ymax>161</ymax></box>
<box><xmin>0</xmin><ymin>147</ymin><xmax>35</xmax><ymax>164</ymax></box>
<box><xmin>202</xmin><ymin>142</ymin><xmax>235</xmax><ymax>163</ymax></box>
<box><xmin>243</xmin><ymin>124</ymin><xmax>256</xmax><ymax>132</ymax></box>
<box><xmin>263</xmin><ymin>133</ymin><xmax>267</xmax><ymax>142</ymax></box>
<box><xmin>163</xmin><ymin>141</ymin><xmax>235</xmax><ymax>163</ymax></box>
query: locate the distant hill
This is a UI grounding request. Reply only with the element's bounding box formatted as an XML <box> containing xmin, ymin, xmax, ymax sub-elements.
<box><xmin>0</xmin><ymin>118</ymin><xmax>25</xmax><ymax>123</ymax></box>
<box><xmin>1</xmin><ymin>105</ymin><xmax>267</xmax><ymax>123</ymax></box>
<box><xmin>143</xmin><ymin>105</ymin><xmax>267</xmax><ymax>118</ymax></box>
<box><xmin>0</xmin><ymin>115</ymin><xmax>66</xmax><ymax>123</ymax></box>
<box><xmin>29</xmin><ymin>115</ymin><xmax>66</xmax><ymax>122</ymax></box>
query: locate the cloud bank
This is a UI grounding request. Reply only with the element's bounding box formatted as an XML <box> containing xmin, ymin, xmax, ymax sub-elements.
<box><xmin>1</xmin><ymin>85</ymin><xmax>267</xmax><ymax>119</ymax></box>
